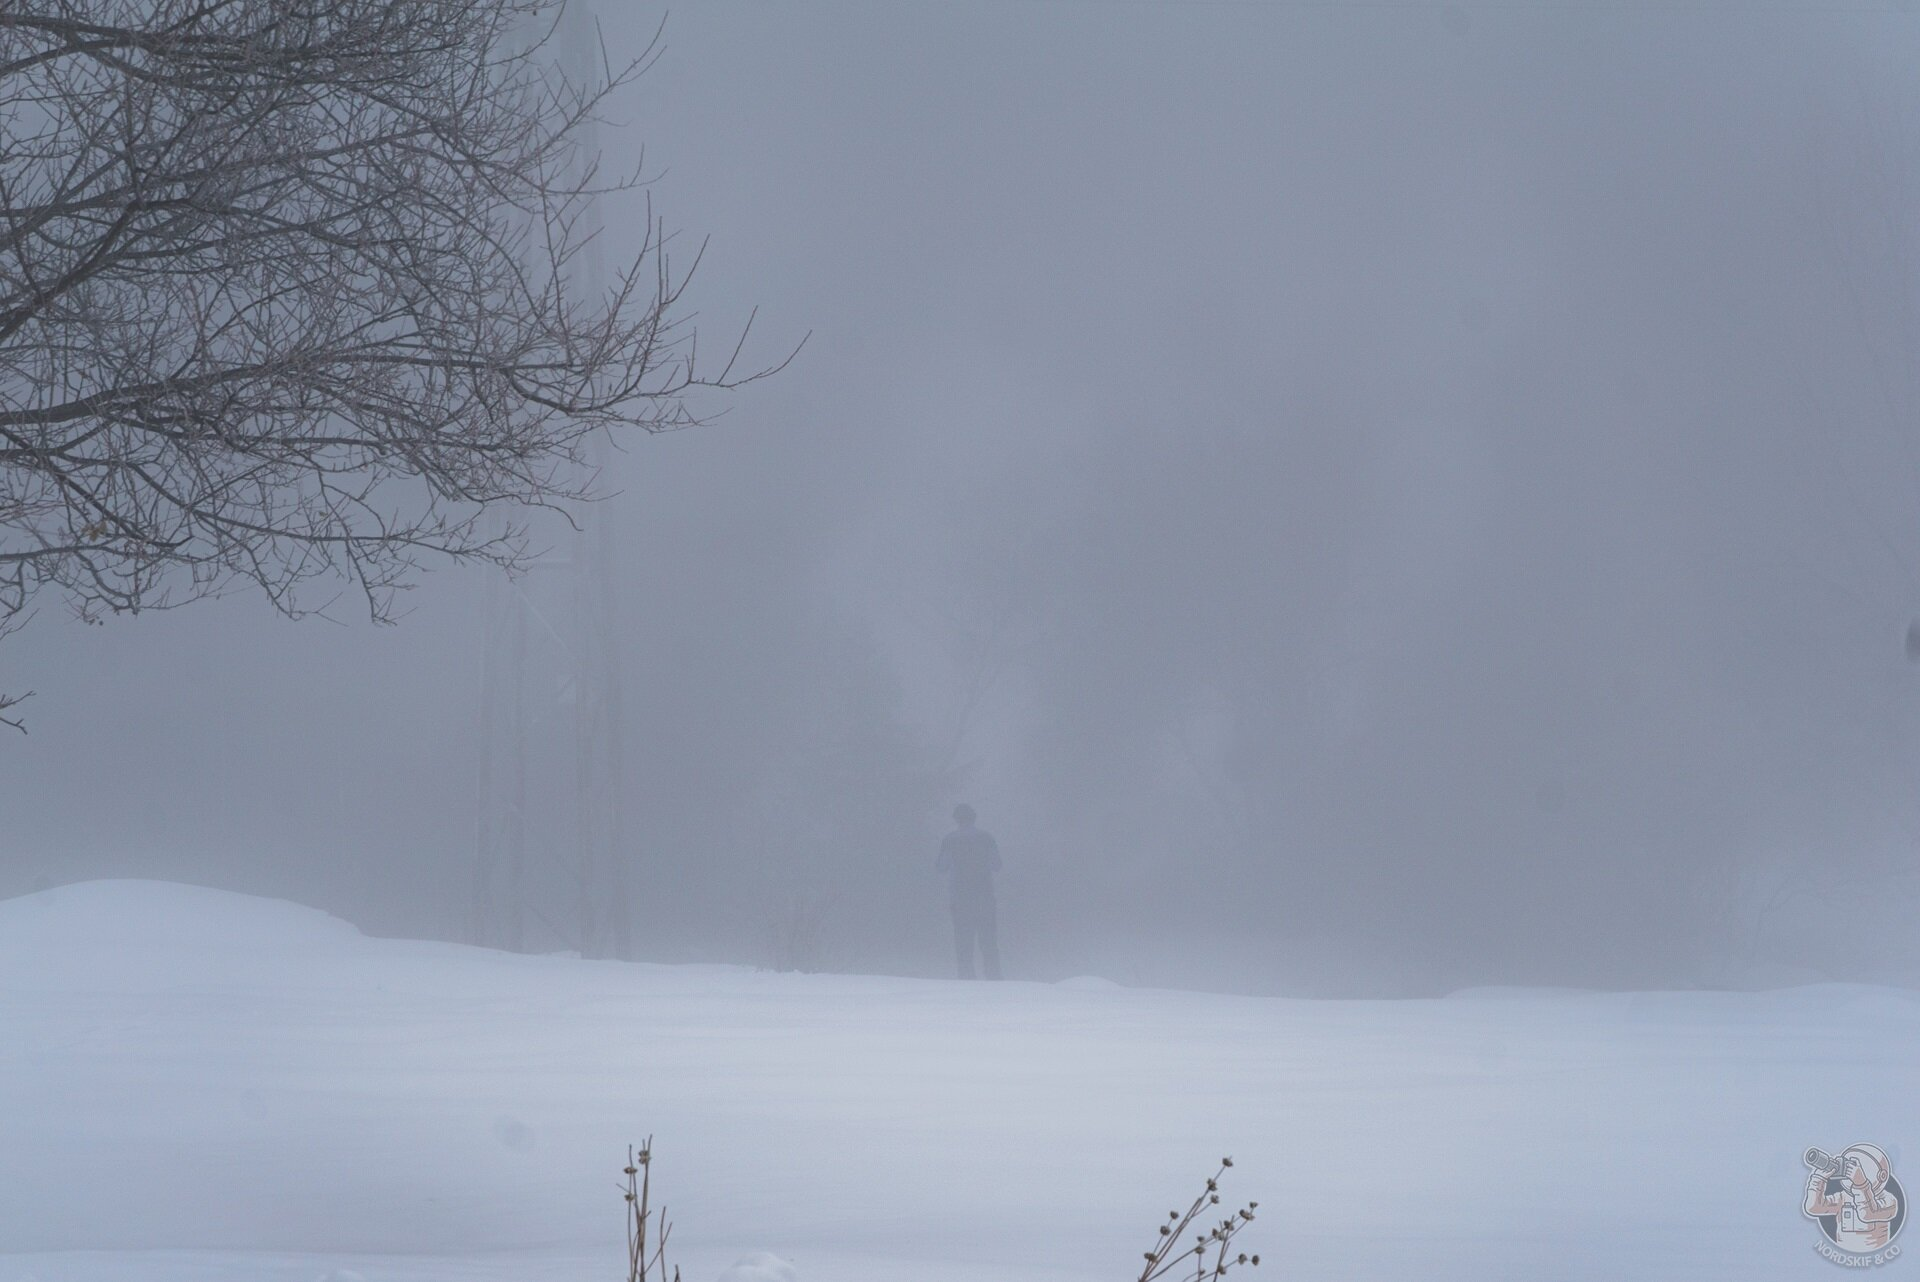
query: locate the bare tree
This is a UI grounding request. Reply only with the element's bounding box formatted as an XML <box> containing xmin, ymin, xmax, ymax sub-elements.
<box><xmin>0</xmin><ymin>0</ymin><xmax>788</xmax><ymax>725</ymax></box>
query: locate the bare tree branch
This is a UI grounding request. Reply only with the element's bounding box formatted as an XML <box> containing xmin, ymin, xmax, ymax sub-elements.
<box><xmin>0</xmin><ymin>0</ymin><xmax>796</xmax><ymax>722</ymax></box>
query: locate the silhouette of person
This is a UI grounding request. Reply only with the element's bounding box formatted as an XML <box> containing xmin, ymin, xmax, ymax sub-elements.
<box><xmin>936</xmin><ymin>803</ymin><xmax>1002</xmax><ymax>980</ymax></box>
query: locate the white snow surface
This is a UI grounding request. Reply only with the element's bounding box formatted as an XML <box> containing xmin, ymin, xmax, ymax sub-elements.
<box><xmin>3</xmin><ymin>880</ymin><xmax>1915</xmax><ymax>1281</ymax></box>
<box><xmin>716</xmin><ymin>1253</ymin><xmax>798</xmax><ymax>1282</ymax></box>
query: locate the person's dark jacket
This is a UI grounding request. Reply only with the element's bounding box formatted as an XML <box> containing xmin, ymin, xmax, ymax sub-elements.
<box><xmin>935</xmin><ymin>827</ymin><xmax>1001</xmax><ymax>912</ymax></box>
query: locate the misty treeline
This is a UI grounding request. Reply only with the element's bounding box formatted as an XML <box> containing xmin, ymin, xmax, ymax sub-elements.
<box><xmin>0</xmin><ymin>0</ymin><xmax>780</xmax><ymax>731</ymax></box>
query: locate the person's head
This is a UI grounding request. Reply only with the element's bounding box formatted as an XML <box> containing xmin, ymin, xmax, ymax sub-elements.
<box><xmin>1844</xmin><ymin>1145</ymin><xmax>1891</xmax><ymax>1195</ymax></box>
<box><xmin>952</xmin><ymin>803</ymin><xmax>976</xmax><ymax>829</ymax></box>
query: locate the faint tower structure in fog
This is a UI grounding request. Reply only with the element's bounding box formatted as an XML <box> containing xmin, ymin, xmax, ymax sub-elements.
<box><xmin>473</xmin><ymin>561</ymin><xmax>528</xmax><ymax>953</ymax></box>
<box><xmin>570</xmin><ymin>439</ymin><xmax>631</xmax><ymax>962</ymax></box>
<box><xmin>472</xmin><ymin>0</ymin><xmax>630</xmax><ymax>961</ymax></box>
<box><xmin>471</xmin><ymin>505</ymin><xmax>629</xmax><ymax>959</ymax></box>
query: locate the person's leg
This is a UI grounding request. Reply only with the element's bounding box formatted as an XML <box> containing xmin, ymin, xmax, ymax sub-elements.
<box><xmin>952</xmin><ymin>910</ymin><xmax>975</xmax><ymax>979</ymax></box>
<box><xmin>978</xmin><ymin>904</ymin><xmax>1001</xmax><ymax>981</ymax></box>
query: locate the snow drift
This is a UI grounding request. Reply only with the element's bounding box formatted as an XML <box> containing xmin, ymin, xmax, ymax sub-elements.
<box><xmin>2</xmin><ymin>880</ymin><xmax>1915</xmax><ymax>1281</ymax></box>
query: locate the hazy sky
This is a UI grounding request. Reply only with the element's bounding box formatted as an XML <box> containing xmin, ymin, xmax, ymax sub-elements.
<box><xmin>7</xmin><ymin>0</ymin><xmax>1920</xmax><ymax>995</ymax></box>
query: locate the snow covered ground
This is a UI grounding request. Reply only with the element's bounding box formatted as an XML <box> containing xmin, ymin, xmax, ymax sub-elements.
<box><xmin>2</xmin><ymin>881</ymin><xmax>1914</xmax><ymax>1281</ymax></box>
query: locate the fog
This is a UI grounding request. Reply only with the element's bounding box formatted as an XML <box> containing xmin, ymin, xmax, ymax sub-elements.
<box><xmin>7</xmin><ymin>0</ymin><xmax>1920</xmax><ymax>996</ymax></box>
